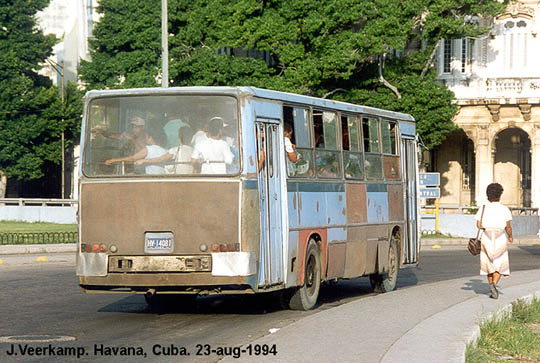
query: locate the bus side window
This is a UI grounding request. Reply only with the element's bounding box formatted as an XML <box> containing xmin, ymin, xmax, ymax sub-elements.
<box><xmin>284</xmin><ymin>105</ymin><xmax>312</xmax><ymax>177</ymax></box>
<box><xmin>313</xmin><ymin>110</ymin><xmax>341</xmax><ymax>179</ymax></box>
<box><xmin>381</xmin><ymin>120</ymin><xmax>400</xmax><ymax>180</ymax></box>
<box><xmin>362</xmin><ymin>116</ymin><xmax>383</xmax><ymax>179</ymax></box>
<box><xmin>342</xmin><ymin>115</ymin><xmax>363</xmax><ymax>179</ymax></box>
<box><xmin>381</xmin><ymin>120</ymin><xmax>398</xmax><ymax>155</ymax></box>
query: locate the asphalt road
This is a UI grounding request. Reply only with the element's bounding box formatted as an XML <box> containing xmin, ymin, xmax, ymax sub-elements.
<box><xmin>0</xmin><ymin>246</ymin><xmax>539</xmax><ymax>362</ymax></box>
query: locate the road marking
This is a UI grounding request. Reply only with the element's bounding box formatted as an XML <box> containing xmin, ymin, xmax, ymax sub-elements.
<box><xmin>432</xmin><ymin>245</ymin><xmax>441</xmax><ymax>249</ymax></box>
<box><xmin>36</xmin><ymin>256</ymin><xmax>49</xmax><ymax>262</ymax></box>
<box><xmin>0</xmin><ymin>335</ymin><xmax>76</xmax><ymax>343</ymax></box>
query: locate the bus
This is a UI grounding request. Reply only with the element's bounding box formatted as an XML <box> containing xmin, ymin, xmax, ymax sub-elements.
<box><xmin>76</xmin><ymin>87</ymin><xmax>420</xmax><ymax>310</ymax></box>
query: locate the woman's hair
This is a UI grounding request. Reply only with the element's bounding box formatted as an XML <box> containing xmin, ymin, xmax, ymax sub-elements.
<box><xmin>207</xmin><ymin>117</ymin><xmax>223</xmax><ymax>137</ymax></box>
<box><xmin>284</xmin><ymin>123</ymin><xmax>293</xmax><ymax>134</ymax></box>
<box><xmin>178</xmin><ymin>126</ymin><xmax>193</xmax><ymax>145</ymax></box>
<box><xmin>486</xmin><ymin>183</ymin><xmax>504</xmax><ymax>202</ymax></box>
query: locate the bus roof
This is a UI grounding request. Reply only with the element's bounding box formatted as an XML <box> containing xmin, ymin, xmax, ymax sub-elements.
<box><xmin>85</xmin><ymin>86</ymin><xmax>416</xmax><ymax>123</ymax></box>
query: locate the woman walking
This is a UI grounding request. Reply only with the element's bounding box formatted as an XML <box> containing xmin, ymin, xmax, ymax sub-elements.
<box><xmin>475</xmin><ymin>183</ymin><xmax>513</xmax><ymax>299</ymax></box>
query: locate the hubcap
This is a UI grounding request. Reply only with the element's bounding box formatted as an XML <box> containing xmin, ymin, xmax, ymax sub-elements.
<box><xmin>306</xmin><ymin>255</ymin><xmax>316</xmax><ymax>295</ymax></box>
<box><xmin>388</xmin><ymin>245</ymin><xmax>396</xmax><ymax>281</ymax></box>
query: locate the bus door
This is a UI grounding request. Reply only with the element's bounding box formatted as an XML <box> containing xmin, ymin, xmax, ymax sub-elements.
<box><xmin>401</xmin><ymin>137</ymin><xmax>419</xmax><ymax>264</ymax></box>
<box><xmin>256</xmin><ymin>120</ymin><xmax>284</xmax><ymax>286</ymax></box>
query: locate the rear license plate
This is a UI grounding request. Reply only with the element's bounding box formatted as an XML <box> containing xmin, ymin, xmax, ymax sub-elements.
<box><xmin>145</xmin><ymin>232</ymin><xmax>173</xmax><ymax>253</ymax></box>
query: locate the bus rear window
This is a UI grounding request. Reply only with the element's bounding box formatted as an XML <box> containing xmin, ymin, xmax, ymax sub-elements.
<box><xmin>83</xmin><ymin>95</ymin><xmax>239</xmax><ymax>177</ymax></box>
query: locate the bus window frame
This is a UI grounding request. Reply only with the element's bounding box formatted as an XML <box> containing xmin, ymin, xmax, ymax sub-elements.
<box><xmin>311</xmin><ymin>108</ymin><xmax>342</xmax><ymax>180</ymax></box>
<box><xmin>341</xmin><ymin>113</ymin><xmax>365</xmax><ymax>181</ymax></box>
<box><xmin>283</xmin><ymin>103</ymin><xmax>315</xmax><ymax>179</ymax></box>
<box><xmin>81</xmin><ymin>93</ymin><xmax>243</xmax><ymax>179</ymax></box>
<box><xmin>362</xmin><ymin>116</ymin><xmax>384</xmax><ymax>181</ymax></box>
<box><xmin>283</xmin><ymin>104</ymin><xmax>405</xmax><ymax>182</ymax></box>
<box><xmin>380</xmin><ymin>119</ymin><xmax>400</xmax><ymax>156</ymax></box>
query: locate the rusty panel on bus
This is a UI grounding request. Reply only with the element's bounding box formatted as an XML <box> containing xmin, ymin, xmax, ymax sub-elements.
<box><xmin>383</xmin><ymin>155</ymin><xmax>401</xmax><ymax>180</ymax></box>
<box><xmin>387</xmin><ymin>183</ymin><xmax>404</xmax><ymax>222</ymax></box>
<box><xmin>80</xmin><ymin>181</ymin><xmax>239</xmax><ymax>254</ymax></box>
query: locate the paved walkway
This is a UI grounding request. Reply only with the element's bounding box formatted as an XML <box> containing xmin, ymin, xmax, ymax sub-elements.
<box><xmin>222</xmin><ymin>269</ymin><xmax>540</xmax><ymax>363</ymax></box>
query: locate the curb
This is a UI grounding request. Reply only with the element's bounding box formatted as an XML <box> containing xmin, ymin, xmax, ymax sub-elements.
<box><xmin>380</xmin><ymin>275</ymin><xmax>540</xmax><ymax>363</ymax></box>
<box><xmin>0</xmin><ymin>244</ymin><xmax>77</xmax><ymax>255</ymax></box>
<box><xmin>421</xmin><ymin>237</ymin><xmax>540</xmax><ymax>246</ymax></box>
<box><xmin>469</xmin><ymin>289</ymin><xmax>540</xmax><ymax>344</ymax></box>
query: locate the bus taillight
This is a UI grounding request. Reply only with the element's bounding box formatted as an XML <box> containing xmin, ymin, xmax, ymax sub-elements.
<box><xmin>81</xmin><ymin>243</ymin><xmax>107</xmax><ymax>253</ymax></box>
<box><xmin>211</xmin><ymin>243</ymin><xmax>240</xmax><ymax>252</ymax></box>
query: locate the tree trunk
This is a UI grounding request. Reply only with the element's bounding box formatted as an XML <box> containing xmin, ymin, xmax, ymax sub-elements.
<box><xmin>378</xmin><ymin>55</ymin><xmax>401</xmax><ymax>99</ymax></box>
<box><xmin>421</xmin><ymin>39</ymin><xmax>442</xmax><ymax>79</ymax></box>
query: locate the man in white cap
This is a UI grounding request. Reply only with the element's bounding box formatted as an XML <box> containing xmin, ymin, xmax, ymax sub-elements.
<box><xmin>92</xmin><ymin>116</ymin><xmax>153</xmax><ymax>151</ymax></box>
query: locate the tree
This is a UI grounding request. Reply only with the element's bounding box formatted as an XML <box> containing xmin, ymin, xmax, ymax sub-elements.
<box><xmin>79</xmin><ymin>0</ymin><xmax>162</xmax><ymax>89</ymax></box>
<box><xmin>80</xmin><ymin>0</ymin><xmax>506</xmax><ymax>149</ymax></box>
<box><xmin>0</xmin><ymin>0</ymin><xmax>82</xmax><ymax>197</ymax></box>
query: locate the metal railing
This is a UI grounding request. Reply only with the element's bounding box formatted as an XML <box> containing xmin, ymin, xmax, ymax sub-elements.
<box><xmin>0</xmin><ymin>198</ymin><xmax>77</xmax><ymax>207</ymax></box>
<box><xmin>421</xmin><ymin>205</ymin><xmax>538</xmax><ymax>215</ymax></box>
<box><xmin>0</xmin><ymin>232</ymin><xmax>77</xmax><ymax>245</ymax></box>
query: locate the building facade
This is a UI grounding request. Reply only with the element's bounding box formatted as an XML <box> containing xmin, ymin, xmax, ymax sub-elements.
<box><xmin>435</xmin><ymin>0</ymin><xmax>540</xmax><ymax>208</ymax></box>
<box><xmin>15</xmin><ymin>0</ymin><xmax>100</xmax><ymax>199</ymax></box>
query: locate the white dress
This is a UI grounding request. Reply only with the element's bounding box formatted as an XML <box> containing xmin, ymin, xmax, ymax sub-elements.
<box><xmin>166</xmin><ymin>145</ymin><xmax>193</xmax><ymax>174</ymax></box>
<box><xmin>475</xmin><ymin>202</ymin><xmax>512</xmax><ymax>276</ymax></box>
<box><xmin>192</xmin><ymin>138</ymin><xmax>233</xmax><ymax>174</ymax></box>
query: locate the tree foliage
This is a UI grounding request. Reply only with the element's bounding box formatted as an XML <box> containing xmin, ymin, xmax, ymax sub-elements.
<box><xmin>80</xmin><ymin>0</ymin><xmax>506</xmax><ymax>149</ymax></box>
<box><xmin>0</xmin><ymin>0</ymin><xmax>82</xmax><ymax>181</ymax></box>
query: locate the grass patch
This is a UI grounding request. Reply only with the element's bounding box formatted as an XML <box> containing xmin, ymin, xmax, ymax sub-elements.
<box><xmin>0</xmin><ymin>221</ymin><xmax>77</xmax><ymax>233</ymax></box>
<box><xmin>466</xmin><ymin>298</ymin><xmax>540</xmax><ymax>362</ymax></box>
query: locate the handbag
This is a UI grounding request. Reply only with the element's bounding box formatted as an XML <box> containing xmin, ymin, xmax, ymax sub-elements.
<box><xmin>468</xmin><ymin>205</ymin><xmax>485</xmax><ymax>256</ymax></box>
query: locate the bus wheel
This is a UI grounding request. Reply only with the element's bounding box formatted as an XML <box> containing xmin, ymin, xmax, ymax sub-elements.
<box><xmin>289</xmin><ymin>240</ymin><xmax>321</xmax><ymax>310</ymax></box>
<box><xmin>369</xmin><ymin>235</ymin><xmax>398</xmax><ymax>293</ymax></box>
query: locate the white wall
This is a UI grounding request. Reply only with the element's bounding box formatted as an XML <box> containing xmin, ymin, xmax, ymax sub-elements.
<box><xmin>0</xmin><ymin>206</ymin><xmax>77</xmax><ymax>224</ymax></box>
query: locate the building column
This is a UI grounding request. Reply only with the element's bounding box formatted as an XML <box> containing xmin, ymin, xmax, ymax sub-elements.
<box><xmin>532</xmin><ymin>123</ymin><xmax>540</xmax><ymax>209</ymax></box>
<box><xmin>475</xmin><ymin>125</ymin><xmax>493</xmax><ymax>204</ymax></box>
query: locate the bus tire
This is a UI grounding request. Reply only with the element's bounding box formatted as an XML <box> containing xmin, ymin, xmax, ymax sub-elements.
<box><xmin>369</xmin><ymin>235</ymin><xmax>398</xmax><ymax>293</ymax></box>
<box><xmin>289</xmin><ymin>240</ymin><xmax>321</xmax><ymax>310</ymax></box>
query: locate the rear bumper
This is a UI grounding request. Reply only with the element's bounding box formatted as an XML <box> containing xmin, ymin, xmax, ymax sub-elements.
<box><xmin>77</xmin><ymin>252</ymin><xmax>258</xmax><ymax>292</ymax></box>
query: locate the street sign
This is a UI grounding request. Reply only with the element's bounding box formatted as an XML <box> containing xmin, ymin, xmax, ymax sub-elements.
<box><xmin>419</xmin><ymin>172</ymin><xmax>440</xmax><ymax>186</ymax></box>
<box><xmin>419</xmin><ymin>187</ymin><xmax>440</xmax><ymax>198</ymax></box>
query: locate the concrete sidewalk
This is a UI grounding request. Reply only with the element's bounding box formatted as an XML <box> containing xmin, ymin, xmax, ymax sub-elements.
<box><xmin>421</xmin><ymin>234</ymin><xmax>540</xmax><ymax>246</ymax></box>
<box><xmin>222</xmin><ymin>269</ymin><xmax>540</xmax><ymax>363</ymax></box>
<box><xmin>0</xmin><ymin>243</ymin><xmax>76</xmax><ymax>255</ymax></box>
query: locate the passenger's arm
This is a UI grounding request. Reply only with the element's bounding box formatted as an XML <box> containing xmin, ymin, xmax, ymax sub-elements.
<box><xmin>105</xmin><ymin>147</ymin><xmax>148</xmax><ymax>165</ymax></box>
<box><xmin>135</xmin><ymin>152</ymin><xmax>172</xmax><ymax>165</ymax></box>
<box><xmin>257</xmin><ymin>148</ymin><xmax>265</xmax><ymax>172</ymax></box>
<box><xmin>287</xmin><ymin>151</ymin><xmax>298</xmax><ymax>163</ymax></box>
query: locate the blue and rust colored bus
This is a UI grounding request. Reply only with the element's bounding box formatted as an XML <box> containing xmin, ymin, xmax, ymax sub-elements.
<box><xmin>77</xmin><ymin>87</ymin><xmax>420</xmax><ymax>310</ymax></box>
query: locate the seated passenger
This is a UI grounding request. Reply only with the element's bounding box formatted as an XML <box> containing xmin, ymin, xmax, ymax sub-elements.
<box><xmin>138</xmin><ymin>127</ymin><xmax>194</xmax><ymax>174</ymax></box>
<box><xmin>191</xmin><ymin>117</ymin><xmax>234</xmax><ymax>174</ymax></box>
<box><xmin>105</xmin><ymin>136</ymin><xmax>167</xmax><ymax>175</ymax></box>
